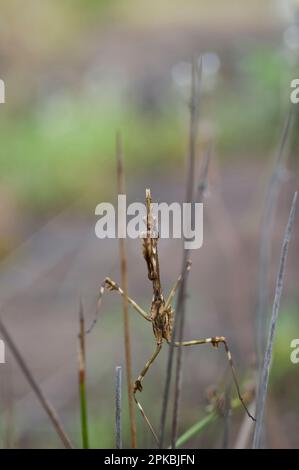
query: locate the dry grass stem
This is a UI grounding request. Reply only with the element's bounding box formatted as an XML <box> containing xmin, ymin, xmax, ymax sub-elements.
<box><xmin>253</xmin><ymin>191</ymin><xmax>297</xmax><ymax>449</ymax></box>
<box><xmin>0</xmin><ymin>317</ymin><xmax>74</xmax><ymax>449</ymax></box>
<box><xmin>78</xmin><ymin>298</ymin><xmax>89</xmax><ymax>449</ymax></box>
<box><xmin>171</xmin><ymin>56</ymin><xmax>202</xmax><ymax>449</ymax></box>
<box><xmin>256</xmin><ymin>109</ymin><xmax>295</xmax><ymax>367</ymax></box>
<box><xmin>115</xmin><ymin>366</ymin><xmax>122</xmax><ymax>449</ymax></box>
<box><xmin>116</xmin><ymin>131</ymin><xmax>137</xmax><ymax>448</ymax></box>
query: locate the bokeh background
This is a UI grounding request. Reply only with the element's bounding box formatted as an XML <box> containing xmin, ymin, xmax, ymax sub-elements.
<box><xmin>0</xmin><ymin>0</ymin><xmax>298</xmax><ymax>449</ymax></box>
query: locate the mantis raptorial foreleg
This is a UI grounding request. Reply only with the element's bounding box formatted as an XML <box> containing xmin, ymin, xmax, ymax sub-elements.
<box><xmin>86</xmin><ymin>277</ymin><xmax>150</xmax><ymax>334</ymax></box>
<box><xmin>164</xmin><ymin>260</ymin><xmax>192</xmax><ymax>311</ymax></box>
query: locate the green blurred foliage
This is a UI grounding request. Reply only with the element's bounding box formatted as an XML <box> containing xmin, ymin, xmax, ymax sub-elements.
<box><xmin>0</xmin><ymin>45</ymin><xmax>295</xmax><ymax>213</ymax></box>
<box><xmin>216</xmin><ymin>47</ymin><xmax>293</xmax><ymax>154</ymax></box>
<box><xmin>0</xmin><ymin>97</ymin><xmax>182</xmax><ymax>212</ymax></box>
<box><xmin>0</xmin><ymin>2</ymin><xmax>297</xmax><ymax>214</ymax></box>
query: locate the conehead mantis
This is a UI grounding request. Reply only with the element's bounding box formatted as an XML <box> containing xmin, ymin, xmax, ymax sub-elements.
<box><xmin>88</xmin><ymin>188</ymin><xmax>255</xmax><ymax>444</ymax></box>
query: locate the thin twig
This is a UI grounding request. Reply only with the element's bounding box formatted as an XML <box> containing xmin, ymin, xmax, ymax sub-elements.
<box><xmin>115</xmin><ymin>366</ymin><xmax>122</xmax><ymax>449</ymax></box>
<box><xmin>78</xmin><ymin>298</ymin><xmax>89</xmax><ymax>449</ymax></box>
<box><xmin>160</xmin><ymin>58</ymin><xmax>202</xmax><ymax>448</ymax></box>
<box><xmin>85</xmin><ymin>280</ymin><xmax>106</xmax><ymax>334</ymax></box>
<box><xmin>171</xmin><ymin>56</ymin><xmax>202</xmax><ymax>449</ymax></box>
<box><xmin>253</xmin><ymin>191</ymin><xmax>297</xmax><ymax>449</ymax></box>
<box><xmin>197</xmin><ymin>141</ymin><xmax>212</xmax><ymax>204</ymax></box>
<box><xmin>234</xmin><ymin>400</ymin><xmax>256</xmax><ymax>449</ymax></box>
<box><xmin>116</xmin><ymin>131</ymin><xmax>137</xmax><ymax>449</ymax></box>
<box><xmin>0</xmin><ymin>317</ymin><xmax>74</xmax><ymax>449</ymax></box>
<box><xmin>256</xmin><ymin>109</ymin><xmax>295</xmax><ymax>368</ymax></box>
<box><xmin>222</xmin><ymin>384</ymin><xmax>232</xmax><ymax>449</ymax></box>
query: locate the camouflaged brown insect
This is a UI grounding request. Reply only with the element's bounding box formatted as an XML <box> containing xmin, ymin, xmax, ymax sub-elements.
<box><xmin>88</xmin><ymin>188</ymin><xmax>255</xmax><ymax>444</ymax></box>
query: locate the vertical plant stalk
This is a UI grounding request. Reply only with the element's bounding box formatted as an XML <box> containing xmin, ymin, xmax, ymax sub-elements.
<box><xmin>116</xmin><ymin>132</ymin><xmax>137</xmax><ymax>449</ymax></box>
<box><xmin>78</xmin><ymin>298</ymin><xmax>89</xmax><ymax>449</ymax></box>
<box><xmin>253</xmin><ymin>191</ymin><xmax>297</xmax><ymax>449</ymax></box>
<box><xmin>234</xmin><ymin>400</ymin><xmax>256</xmax><ymax>449</ymax></box>
<box><xmin>197</xmin><ymin>141</ymin><xmax>212</xmax><ymax>204</ymax></box>
<box><xmin>115</xmin><ymin>366</ymin><xmax>122</xmax><ymax>449</ymax></box>
<box><xmin>222</xmin><ymin>385</ymin><xmax>232</xmax><ymax>449</ymax></box>
<box><xmin>256</xmin><ymin>109</ymin><xmax>295</xmax><ymax>368</ymax></box>
<box><xmin>0</xmin><ymin>317</ymin><xmax>74</xmax><ymax>449</ymax></box>
<box><xmin>171</xmin><ymin>57</ymin><xmax>202</xmax><ymax>449</ymax></box>
<box><xmin>159</xmin><ymin>57</ymin><xmax>202</xmax><ymax>449</ymax></box>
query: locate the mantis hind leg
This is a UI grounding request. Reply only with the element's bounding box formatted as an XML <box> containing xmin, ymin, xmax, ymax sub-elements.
<box><xmin>173</xmin><ymin>336</ymin><xmax>255</xmax><ymax>421</ymax></box>
<box><xmin>133</xmin><ymin>342</ymin><xmax>162</xmax><ymax>444</ymax></box>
